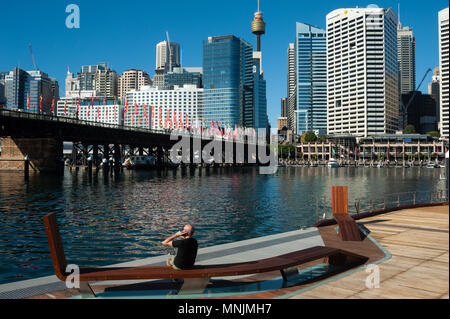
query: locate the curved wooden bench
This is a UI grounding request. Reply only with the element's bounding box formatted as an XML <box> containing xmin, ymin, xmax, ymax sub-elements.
<box><xmin>332</xmin><ymin>186</ymin><xmax>362</xmax><ymax>241</ymax></box>
<box><xmin>44</xmin><ymin>213</ymin><xmax>367</xmax><ymax>297</ymax></box>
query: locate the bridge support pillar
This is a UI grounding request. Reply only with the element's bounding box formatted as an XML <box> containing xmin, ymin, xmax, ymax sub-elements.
<box><xmin>82</xmin><ymin>144</ymin><xmax>89</xmax><ymax>166</ymax></box>
<box><xmin>157</xmin><ymin>146</ymin><xmax>164</xmax><ymax>168</ymax></box>
<box><xmin>93</xmin><ymin>145</ymin><xmax>99</xmax><ymax>167</ymax></box>
<box><xmin>0</xmin><ymin>137</ymin><xmax>63</xmax><ymax>172</ymax></box>
<box><xmin>114</xmin><ymin>144</ymin><xmax>121</xmax><ymax>171</ymax></box>
<box><xmin>103</xmin><ymin>144</ymin><xmax>110</xmax><ymax>172</ymax></box>
<box><xmin>71</xmin><ymin>143</ymin><xmax>78</xmax><ymax>166</ymax></box>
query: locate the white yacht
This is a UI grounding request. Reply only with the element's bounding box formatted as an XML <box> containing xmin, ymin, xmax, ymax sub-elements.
<box><xmin>327</xmin><ymin>158</ymin><xmax>339</xmax><ymax>168</ymax></box>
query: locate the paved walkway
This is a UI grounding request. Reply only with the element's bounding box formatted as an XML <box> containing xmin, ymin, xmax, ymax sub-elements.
<box><xmin>290</xmin><ymin>205</ymin><xmax>449</xmax><ymax>299</ymax></box>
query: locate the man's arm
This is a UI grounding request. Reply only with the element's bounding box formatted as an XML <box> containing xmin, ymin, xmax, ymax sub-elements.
<box><xmin>162</xmin><ymin>231</ymin><xmax>186</xmax><ymax>248</ymax></box>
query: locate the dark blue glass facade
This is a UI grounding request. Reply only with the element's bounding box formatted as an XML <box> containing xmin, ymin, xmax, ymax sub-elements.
<box><xmin>295</xmin><ymin>22</ymin><xmax>327</xmax><ymax>136</ymax></box>
<box><xmin>5</xmin><ymin>68</ymin><xmax>55</xmax><ymax>114</ymax></box>
<box><xmin>202</xmin><ymin>36</ymin><xmax>253</xmax><ymax>128</ymax></box>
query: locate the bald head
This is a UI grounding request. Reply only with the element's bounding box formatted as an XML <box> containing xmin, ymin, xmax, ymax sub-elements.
<box><xmin>183</xmin><ymin>224</ymin><xmax>195</xmax><ymax>237</ymax></box>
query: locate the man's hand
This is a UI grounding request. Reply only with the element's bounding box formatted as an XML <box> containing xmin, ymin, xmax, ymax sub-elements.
<box><xmin>175</xmin><ymin>231</ymin><xmax>187</xmax><ymax>237</ymax></box>
<box><xmin>162</xmin><ymin>231</ymin><xmax>187</xmax><ymax>247</ymax></box>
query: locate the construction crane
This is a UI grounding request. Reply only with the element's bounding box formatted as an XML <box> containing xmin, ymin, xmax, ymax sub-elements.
<box><xmin>400</xmin><ymin>67</ymin><xmax>432</xmax><ymax>130</ymax></box>
<box><xmin>29</xmin><ymin>44</ymin><xmax>38</xmax><ymax>71</ymax></box>
<box><xmin>165</xmin><ymin>30</ymin><xmax>173</xmax><ymax>73</ymax></box>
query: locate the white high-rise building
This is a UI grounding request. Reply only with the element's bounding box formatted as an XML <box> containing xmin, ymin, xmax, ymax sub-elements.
<box><xmin>326</xmin><ymin>7</ymin><xmax>399</xmax><ymax>137</ymax></box>
<box><xmin>287</xmin><ymin>43</ymin><xmax>296</xmax><ymax>131</ymax></box>
<box><xmin>56</xmin><ymin>91</ymin><xmax>123</xmax><ymax>125</ymax></box>
<box><xmin>125</xmin><ymin>84</ymin><xmax>202</xmax><ymax>130</ymax></box>
<box><xmin>439</xmin><ymin>7</ymin><xmax>449</xmax><ymax>138</ymax></box>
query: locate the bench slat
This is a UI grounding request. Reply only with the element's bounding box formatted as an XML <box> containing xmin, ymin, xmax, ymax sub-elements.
<box><xmin>77</xmin><ymin>246</ymin><xmax>341</xmax><ymax>281</ymax></box>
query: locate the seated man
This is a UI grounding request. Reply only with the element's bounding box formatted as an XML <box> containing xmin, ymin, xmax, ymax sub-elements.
<box><xmin>162</xmin><ymin>224</ymin><xmax>198</xmax><ymax>270</ymax></box>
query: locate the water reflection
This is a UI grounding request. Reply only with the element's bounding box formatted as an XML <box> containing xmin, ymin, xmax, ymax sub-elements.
<box><xmin>0</xmin><ymin>166</ymin><xmax>445</xmax><ymax>284</ymax></box>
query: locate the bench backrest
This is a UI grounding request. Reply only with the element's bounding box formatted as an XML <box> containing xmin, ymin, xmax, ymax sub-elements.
<box><xmin>43</xmin><ymin>213</ymin><xmax>67</xmax><ymax>281</ymax></box>
<box><xmin>332</xmin><ymin>186</ymin><xmax>349</xmax><ymax>216</ymax></box>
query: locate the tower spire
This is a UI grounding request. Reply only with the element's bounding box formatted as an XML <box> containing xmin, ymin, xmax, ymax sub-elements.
<box><xmin>251</xmin><ymin>0</ymin><xmax>266</xmax><ymax>52</ymax></box>
<box><xmin>398</xmin><ymin>3</ymin><xmax>401</xmax><ymax>28</ymax></box>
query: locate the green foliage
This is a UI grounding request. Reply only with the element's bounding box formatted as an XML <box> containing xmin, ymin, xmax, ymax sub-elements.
<box><xmin>278</xmin><ymin>145</ymin><xmax>296</xmax><ymax>159</ymax></box>
<box><xmin>301</xmin><ymin>131</ymin><xmax>318</xmax><ymax>143</ymax></box>
<box><xmin>427</xmin><ymin>131</ymin><xmax>441</xmax><ymax>138</ymax></box>
<box><xmin>403</xmin><ymin>125</ymin><xmax>416</xmax><ymax>134</ymax></box>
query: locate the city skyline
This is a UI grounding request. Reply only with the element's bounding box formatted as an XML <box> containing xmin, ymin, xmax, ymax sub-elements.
<box><xmin>0</xmin><ymin>0</ymin><xmax>447</xmax><ymax>129</ymax></box>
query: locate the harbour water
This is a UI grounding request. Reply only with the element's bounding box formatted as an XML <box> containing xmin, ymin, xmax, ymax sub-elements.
<box><xmin>0</xmin><ymin>166</ymin><xmax>445</xmax><ymax>284</ymax></box>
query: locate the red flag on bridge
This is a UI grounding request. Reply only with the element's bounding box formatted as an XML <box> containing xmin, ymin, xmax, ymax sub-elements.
<box><xmin>143</xmin><ymin>104</ymin><xmax>148</xmax><ymax>125</ymax></box>
<box><xmin>174</xmin><ymin>111</ymin><xmax>177</xmax><ymax>130</ymax></box>
<box><xmin>158</xmin><ymin>107</ymin><xmax>162</xmax><ymax>129</ymax></box>
<box><xmin>124</xmin><ymin>99</ymin><xmax>128</xmax><ymax>120</ymax></box>
<box><xmin>39</xmin><ymin>95</ymin><xmax>43</xmax><ymax>112</ymax></box>
<box><xmin>114</xmin><ymin>96</ymin><xmax>117</xmax><ymax>121</ymax></box>
<box><xmin>51</xmin><ymin>97</ymin><xmax>55</xmax><ymax>114</ymax></box>
<box><xmin>151</xmin><ymin>105</ymin><xmax>155</xmax><ymax>128</ymax></box>
<box><xmin>26</xmin><ymin>93</ymin><xmax>30</xmax><ymax>109</ymax></box>
<box><xmin>64</xmin><ymin>99</ymin><xmax>67</xmax><ymax>114</ymax></box>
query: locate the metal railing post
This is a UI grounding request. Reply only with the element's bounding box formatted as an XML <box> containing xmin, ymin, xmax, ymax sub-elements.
<box><xmin>315</xmin><ymin>198</ymin><xmax>319</xmax><ymax>223</ymax></box>
<box><xmin>413</xmin><ymin>192</ymin><xmax>416</xmax><ymax>205</ymax></box>
<box><xmin>384</xmin><ymin>197</ymin><xmax>386</xmax><ymax>210</ymax></box>
<box><xmin>397</xmin><ymin>194</ymin><xmax>401</xmax><ymax>207</ymax></box>
<box><xmin>371</xmin><ymin>200</ymin><xmax>374</xmax><ymax>212</ymax></box>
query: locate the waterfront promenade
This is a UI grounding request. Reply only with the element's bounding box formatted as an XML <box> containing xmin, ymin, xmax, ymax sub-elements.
<box><xmin>0</xmin><ymin>203</ymin><xmax>447</xmax><ymax>299</ymax></box>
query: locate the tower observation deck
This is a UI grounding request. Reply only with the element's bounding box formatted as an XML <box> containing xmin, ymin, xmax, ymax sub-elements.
<box><xmin>251</xmin><ymin>1</ymin><xmax>266</xmax><ymax>52</ymax></box>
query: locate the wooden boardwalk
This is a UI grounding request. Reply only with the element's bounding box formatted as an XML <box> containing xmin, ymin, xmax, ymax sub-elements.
<box><xmin>290</xmin><ymin>205</ymin><xmax>449</xmax><ymax>299</ymax></box>
<box><xmin>24</xmin><ymin>204</ymin><xmax>448</xmax><ymax>299</ymax></box>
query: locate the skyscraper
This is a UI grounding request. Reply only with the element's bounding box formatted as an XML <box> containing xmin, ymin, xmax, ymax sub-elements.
<box><xmin>0</xmin><ymin>72</ymin><xmax>7</xmax><ymax>107</ymax></box>
<box><xmin>397</xmin><ymin>22</ymin><xmax>416</xmax><ymax>95</ymax></box>
<box><xmin>65</xmin><ymin>67</ymin><xmax>79</xmax><ymax>96</ymax></box>
<box><xmin>429</xmin><ymin>67</ymin><xmax>440</xmax><ymax>123</ymax></box>
<box><xmin>154</xmin><ymin>41</ymin><xmax>181</xmax><ymax>87</ymax></box>
<box><xmin>326</xmin><ymin>7</ymin><xmax>399</xmax><ymax>137</ymax></box>
<box><xmin>164</xmin><ymin>67</ymin><xmax>203</xmax><ymax>89</ymax></box>
<box><xmin>155</xmin><ymin>41</ymin><xmax>181</xmax><ymax>72</ymax></box>
<box><xmin>202</xmin><ymin>35</ymin><xmax>253</xmax><ymax>128</ymax></box>
<box><xmin>294</xmin><ymin>22</ymin><xmax>327</xmax><ymax>136</ymax></box>
<box><xmin>78</xmin><ymin>65</ymin><xmax>99</xmax><ymax>91</ymax></box>
<box><xmin>439</xmin><ymin>7</ymin><xmax>449</xmax><ymax>138</ymax></box>
<box><xmin>251</xmin><ymin>51</ymin><xmax>267</xmax><ymax>129</ymax></box>
<box><xmin>118</xmin><ymin>69</ymin><xmax>152</xmax><ymax>98</ymax></box>
<box><xmin>94</xmin><ymin>65</ymin><xmax>119</xmax><ymax>98</ymax></box>
<box><xmin>287</xmin><ymin>43</ymin><xmax>296</xmax><ymax>131</ymax></box>
<box><xmin>5</xmin><ymin>68</ymin><xmax>58</xmax><ymax>113</ymax></box>
<box><xmin>281</xmin><ymin>97</ymin><xmax>287</xmax><ymax>118</ymax></box>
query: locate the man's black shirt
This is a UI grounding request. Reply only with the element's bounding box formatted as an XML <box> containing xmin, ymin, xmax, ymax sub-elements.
<box><xmin>173</xmin><ymin>237</ymin><xmax>198</xmax><ymax>269</ymax></box>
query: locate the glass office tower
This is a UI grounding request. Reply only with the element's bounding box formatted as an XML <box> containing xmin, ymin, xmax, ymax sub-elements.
<box><xmin>5</xmin><ymin>67</ymin><xmax>56</xmax><ymax>114</ymax></box>
<box><xmin>202</xmin><ymin>35</ymin><xmax>253</xmax><ymax>128</ymax></box>
<box><xmin>295</xmin><ymin>22</ymin><xmax>327</xmax><ymax>136</ymax></box>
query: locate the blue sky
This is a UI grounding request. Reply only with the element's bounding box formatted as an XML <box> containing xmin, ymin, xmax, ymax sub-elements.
<box><xmin>0</xmin><ymin>0</ymin><xmax>447</xmax><ymax>127</ymax></box>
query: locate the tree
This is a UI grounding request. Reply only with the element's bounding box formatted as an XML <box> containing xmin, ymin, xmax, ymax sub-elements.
<box><xmin>301</xmin><ymin>131</ymin><xmax>318</xmax><ymax>143</ymax></box>
<box><xmin>403</xmin><ymin>125</ymin><xmax>416</xmax><ymax>134</ymax></box>
<box><xmin>319</xmin><ymin>135</ymin><xmax>327</xmax><ymax>142</ymax></box>
<box><xmin>427</xmin><ymin>131</ymin><xmax>441</xmax><ymax>138</ymax></box>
